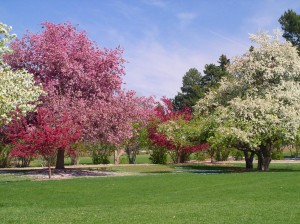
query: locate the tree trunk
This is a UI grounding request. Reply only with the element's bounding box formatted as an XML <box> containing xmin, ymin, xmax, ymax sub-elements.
<box><xmin>261</xmin><ymin>149</ymin><xmax>271</xmax><ymax>171</ymax></box>
<box><xmin>257</xmin><ymin>151</ymin><xmax>263</xmax><ymax>171</ymax></box>
<box><xmin>261</xmin><ymin>143</ymin><xmax>272</xmax><ymax>171</ymax></box>
<box><xmin>48</xmin><ymin>158</ymin><xmax>52</xmax><ymax>179</ymax></box>
<box><xmin>257</xmin><ymin>143</ymin><xmax>272</xmax><ymax>171</ymax></box>
<box><xmin>114</xmin><ymin>150</ymin><xmax>119</xmax><ymax>164</ymax></box>
<box><xmin>114</xmin><ymin>149</ymin><xmax>125</xmax><ymax>165</ymax></box>
<box><xmin>179</xmin><ymin>152</ymin><xmax>190</xmax><ymax>163</ymax></box>
<box><xmin>126</xmin><ymin>146</ymin><xmax>137</xmax><ymax>164</ymax></box>
<box><xmin>70</xmin><ymin>154</ymin><xmax>79</xmax><ymax>165</ymax></box>
<box><xmin>244</xmin><ymin>151</ymin><xmax>255</xmax><ymax>169</ymax></box>
<box><xmin>55</xmin><ymin>149</ymin><xmax>65</xmax><ymax>169</ymax></box>
<box><xmin>176</xmin><ymin>149</ymin><xmax>181</xmax><ymax>164</ymax></box>
<box><xmin>209</xmin><ymin>148</ymin><xmax>215</xmax><ymax>163</ymax></box>
<box><xmin>127</xmin><ymin>149</ymin><xmax>136</xmax><ymax>164</ymax></box>
<box><xmin>263</xmin><ymin>157</ymin><xmax>271</xmax><ymax>171</ymax></box>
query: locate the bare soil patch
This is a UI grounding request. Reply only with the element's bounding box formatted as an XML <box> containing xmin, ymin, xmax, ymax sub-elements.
<box><xmin>25</xmin><ymin>169</ymin><xmax>116</xmax><ymax>180</ymax></box>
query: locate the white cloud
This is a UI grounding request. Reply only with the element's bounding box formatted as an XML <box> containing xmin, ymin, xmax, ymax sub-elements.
<box><xmin>143</xmin><ymin>0</ymin><xmax>167</xmax><ymax>8</ymax></box>
<box><xmin>96</xmin><ymin>1</ymin><xmax>300</xmax><ymax>100</ymax></box>
<box><xmin>122</xmin><ymin>37</ymin><xmax>248</xmax><ymax>99</ymax></box>
<box><xmin>176</xmin><ymin>12</ymin><xmax>197</xmax><ymax>28</ymax></box>
<box><xmin>123</xmin><ymin>41</ymin><xmax>207</xmax><ymax>99</ymax></box>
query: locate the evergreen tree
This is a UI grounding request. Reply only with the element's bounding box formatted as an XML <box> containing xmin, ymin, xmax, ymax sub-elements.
<box><xmin>173</xmin><ymin>55</ymin><xmax>230</xmax><ymax>110</ymax></box>
<box><xmin>173</xmin><ymin>68</ymin><xmax>204</xmax><ymax>110</ymax></box>
<box><xmin>279</xmin><ymin>9</ymin><xmax>300</xmax><ymax>51</ymax></box>
<box><xmin>202</xmin><ymin>54</ymin><xmax>230</xmax><ymax>90</ymax></box>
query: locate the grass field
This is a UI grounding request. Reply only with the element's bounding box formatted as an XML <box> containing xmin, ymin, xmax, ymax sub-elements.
<box><xmin>29</xmin><ymin>153</ymin><xmax>174</xmax><ymax>167</ymax></box>
<box><xmin>1</xmin><ymin>163</ymin><xmax>300</xmax><ymax>223</ymax></box>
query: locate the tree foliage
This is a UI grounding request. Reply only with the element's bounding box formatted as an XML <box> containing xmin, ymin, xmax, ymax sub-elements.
<box><xmin>0</xmin><ymin>23</ymin><xmax>44</xmax><ymax>126</ymax></box>
<box><xmin>202</xmin><ymin>55</ymin><xmax>230</xmax><ymax>88</ymax></box>
<box><xmin>8</xmin><ymin>107</ymin><xmax>81</xmax><ymax>178</ymax></box>
<box><xmin>173</xmin><ymin>55</ymin><xmax>230</xmax><ymax>110</ymax></box>
<box><xmin>173</xmin><ymin>68</ymin><xmax>204</xmax><ymax>110</ymax></box>
<box><xmin>4</xmin><ymin>22</ymin><xmax>123</xmax><ymax>142</ymax></box>
<box><xmin>4</xmin><ymin>22</ymin><xmax>154</xmax><ymax>166</ymax></box>
<box><xmin>149</xmin><ymin>98</ymin><xmax>207</xmax><ymax>163</ymax></box>
<box><xmin>194</xmin><ymin>30</ymin><xmax>300</xmax><ymax>170</ymax></box>
<box><xmin>279</xmin><ymin>9</ymin><xmax>300</xmax><ymax>51</ymax></box>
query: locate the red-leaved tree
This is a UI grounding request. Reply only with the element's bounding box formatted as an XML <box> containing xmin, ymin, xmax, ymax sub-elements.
<box><xmin>148</xmin><ymin>98</ymin><xmax>208</xmax><ymax>163</ymax></box>
<box><xmin>8</xmin><ymin>107</ymin><xmax>81</xmax><ymax>178</ymax></box>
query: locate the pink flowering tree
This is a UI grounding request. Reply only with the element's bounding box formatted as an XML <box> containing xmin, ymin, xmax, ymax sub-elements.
<box><xmin>120</xmin><ymin>94</ymin><xmax>155</xmax><ymax>164</ymax></box>
<box><xmin>85</xmin><ymin>91</ymin><xmax>155</xmax><ymax>164</ymax></box>
<box><xmin>5</xmin><ymin>22</ymin><xmax>147</xmax><ymax>167</ymax></box>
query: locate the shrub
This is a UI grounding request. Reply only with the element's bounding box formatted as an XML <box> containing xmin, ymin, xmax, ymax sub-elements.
<box><xmin>0</xmin><ymin>144</ymin><xmax>12</xmax><ymax>168</ymax></box>
<box><xmin>69</xmin><ymin>142</ymin><xmax>88</xmax><ymax>165</ymax></box>
<box><xmin>284</xmin><ymin>145</ymin><xmax>299</xmax><ymax>158</ymax></box>
<box><xmin>12</xmin><ymin>156</ymin><xmax>32</xmax><ymax>167</ymax></box>
<box><xmin>169</xmin><ymin>150</ymin><xmax>191</xmax><ymax>163</ymax></box>
<box><xmin>149</xmin><ymin>146</ymin><xmax>167</xmax><ymax>164</ymax></box>
<box><xmin>232</xmin><ymin>149</ymin><xmax>244</xmax><ymax>161</ymax></box>
<box><xmin>89</xmin><ymin>142</ymin><xmax>114</xmax><ymax>164</ymax></box>
<box><xmin>215</xmin><ymin>147</ymin><xmax>230</xmax><ymax>161</ymax></box>
<box><xmin>119</xmin><ymin>156</ymin><xmax>127</xmax><ymax>164</ymax></box>
<box><xmin>194</xmin><ymin>150</ymin><xmax>209</xmax><ymax>161</ymax></box>
<box><xmin>271</xmin><ymin>149</ymin><xmax>284</xmax><ymax>160</ymax></box>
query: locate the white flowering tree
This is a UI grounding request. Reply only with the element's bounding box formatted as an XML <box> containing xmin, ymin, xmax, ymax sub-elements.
<box><xmin>194</xmin><ymin>30</ymin><xmax>300</xmax><ymax>171</ymax></box>
<box><xmin>0</xmin><ymin>23</ymin><xmax>44</xmax><ymax>126</ymax></box>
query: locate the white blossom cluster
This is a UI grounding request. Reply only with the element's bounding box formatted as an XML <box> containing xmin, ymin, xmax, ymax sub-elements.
<box><xmin>0</xmin><ymin>23</ymin><xmax>44</xmax><ymax>125</ymax></box>
<box><xmin>0</xmin><ymin>23</ymin><xmax>15</xmax><ymax>57</ymax></box>
<box><xmin>194</xmin><ymin>30</ymin><xmax>300</xmax><ymax>150</ymax></box>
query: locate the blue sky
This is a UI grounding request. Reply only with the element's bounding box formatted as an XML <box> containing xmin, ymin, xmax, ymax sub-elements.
<box><xmin>2</xmin><ymin>0</ymin><xmax>300</xmax><ymax>98</ymax></box>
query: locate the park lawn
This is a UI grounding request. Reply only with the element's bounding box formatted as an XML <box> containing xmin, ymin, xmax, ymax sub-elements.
<box><xmin>29</xmin><ymin>153</ymin><xmax>175</xmax><ymax>167</ymax></box>
<box><xmin>1</xmin><ymin>164</ymin><xmax>300</xmax><ymax>224</ymax></box>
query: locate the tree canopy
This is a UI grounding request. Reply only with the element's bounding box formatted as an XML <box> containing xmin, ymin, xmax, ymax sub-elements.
<box><xmin>173</xmin><ymin>54</ymin><xmax>230</xmax><ymax>110</ymax></box>
<box><xmin>194</xmin><ymin>30</ymin><xmax>300</xmax><ymax>170</ymax></box>
<box><xmin>279</xmin><ymin>9</ymin><xmax>300</xmax><ymax>51</ymax></box>
<box><xmin>173</xmin><ymin>68</ymin><xmax>204</xmax><ymax>110</ymax></box>
<box><xmin>4</xmin><ymin>22</ymin><xmax>154</xmax><ymax>167</ymax></box>
<box><xmin>0</xmin><ymin>23</ymin><xmax>44</xmax><ymax>126</ymax></box>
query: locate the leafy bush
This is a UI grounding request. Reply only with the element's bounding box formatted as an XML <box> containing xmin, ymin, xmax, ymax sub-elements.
<box><xmin>271</xmin><ymin>149</ymin><xmax>284</xmax><ymax>160</ymax></box>
<box><xmin>149</xmin><ymin>146</ymin><xmax>167</xmax><ymax>164</ymax></box>
<box><xmin>0</xmin><ymin>144</ymin><xmax>12</xmax><ymax>168</ymax></box>
<box><xmin>119</xmin><ymin>157</ymin><xmax>127</xmax><ymax>164</ymax></box>
<box><xmin>12</xmin><ymin>156</ymin><xmax>32</xmax><ymax>167</ymax></box>
<box><xmin>214</xmin><ymin>147</ymin><xmax>230</xmax><ymax>161</ymax></box>
<box><xmin>69</xmin><ymin>142</ymin><xmax>88</xmax><ymax>165</ymax></box>
<box><xmin>283</xmin><ymin>145</ymin><xmax>299</xmax><ymax>158</ymax></box>
<box><xmin>194</xmin><ymin>150</ymin><xmax>209</xmax><ymax>161</ymax></box>
<box><xmin>232</xmin><ymin>149</ymin><xmax>244</xmax><ymax>161</ymax></box>
<box><xmin>89</xmin><ymin>142</ymin><xmax>114</xmax><ymax>164</ymax></box>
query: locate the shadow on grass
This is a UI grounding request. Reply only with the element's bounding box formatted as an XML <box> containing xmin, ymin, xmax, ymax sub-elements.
<box><xmin>0</xmin><ymin>169</ymin><xmax>31</xmax><ymax>175</ymax></box>
<box><xmin>139</xmin><ymin>171</ymin><xmax>174</xmax><ymax>174</ymax></box>
<box><xmin>174</xmin><ymin>163</ymin><xmax>300</xmax><ymax>173</ymax></box>
<box><xmin>2</xmin><ymin>163</ymin><xmax>300</xmax><ymax>180</ymax></box>
<box><xmin>172</xmin><ymin>164</ymin><xmax>240</xmax><ymax>174</ymax></box>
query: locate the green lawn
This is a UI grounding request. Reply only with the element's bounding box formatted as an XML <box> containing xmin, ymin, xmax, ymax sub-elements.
<box><xmin>1</xmin><ymin>164</ymin><xmax>300</xmax><ymax>223</ymax></box>
<box><xmin>29</xmin><ymin>153</ymin><xmax>176</xmax><ymax>167</ymax></box>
